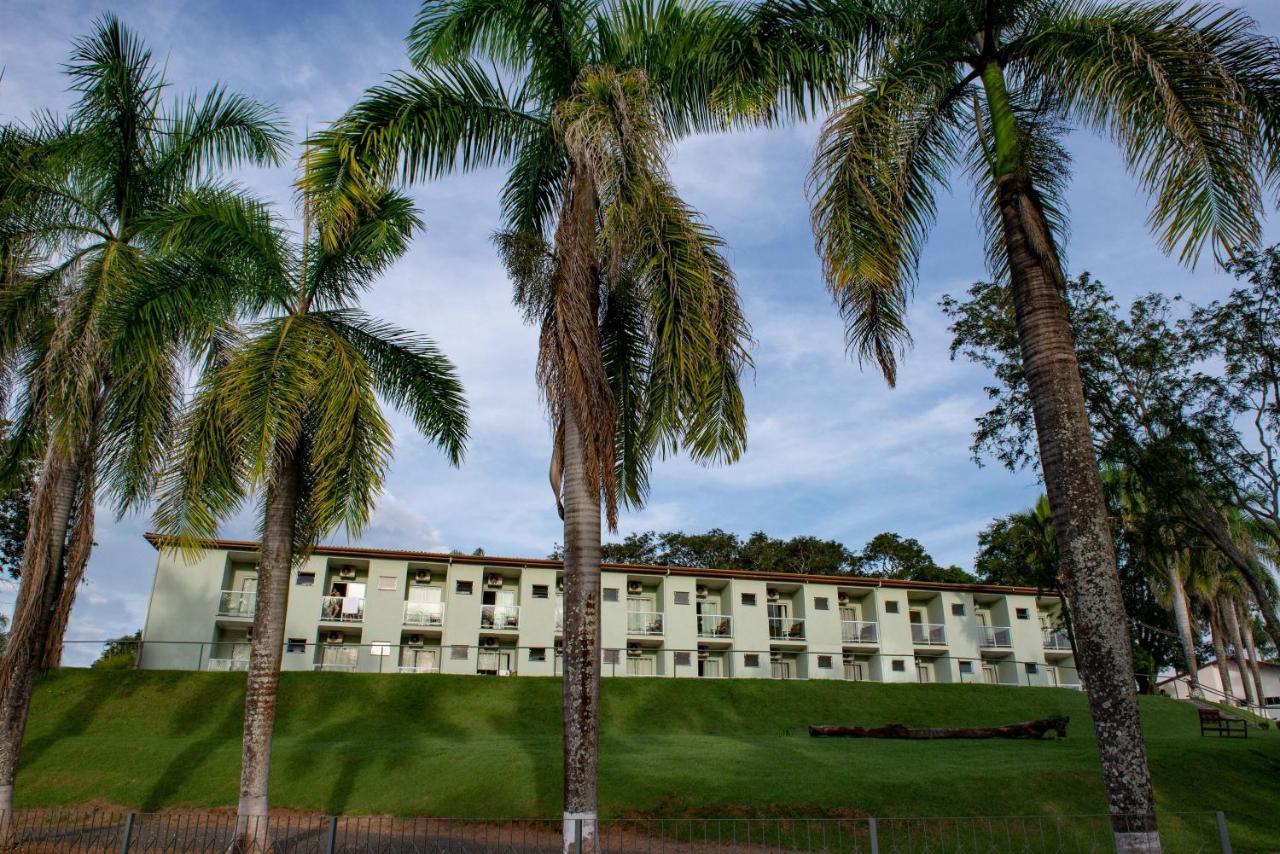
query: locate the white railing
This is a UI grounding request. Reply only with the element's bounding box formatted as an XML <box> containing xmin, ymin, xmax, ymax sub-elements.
<box><xmin>978</xmin><ymin>625</ymin><xmax>1014</xmax><ymax>648</ymax></box>
<box><xmin>313</xmin><ymin>662</ymin><xmax>358</xmax><ymax>672</ymax></box>
<box><xmin>205</xmin><ymin>658</ymin><xmax>250</xmax><ymax>672</ymax></box>
<box><xmin>696</xmin><ymin>613</ymin><xmax>732</xmax><ymax>638</ymax></box>
<box><xmin>768</xmin><ymin>617</ymin><xmax>805</xmax><ymax>641</ymax></box>
<box><xmin>1043</xmin><ymin>628</ymin><xmax>1072</xmax><ymax>650</ymax></box>
<box><xmin>320</xmin><ymin>595</ymin><xmax>364</xmax><ymax>622</ymax></box>
<box><xmin>627</xmin><ymin>610</ymin><xmax>664</xmax><ymax>636</ymax></box>
<box><xmin>555</xmin><ymin>608</ymin><xmax>563</xmax><ymax>631</ymax></box>
<box><xmin>481</xmin><ymin>604</ymin><xmax>520</xmax><ymax>630</ymax></box>
<box><xmin>843</xmin><ymin>663</ymin><xmax>866</xmax><ymax>681</ymax></box>
<box><xmin>403</xmin><ymin>601</ymin><xmax>446</xmax><ymax>627</ymax></box>
<box><xmin>911</xmin><ymin>622</ymin><xmax>947</xmax><ymax>645</ymax></box>
<box><xmin>841</xmin><ymin>620</ymin><xmax>878</xmax><ymax>644</ymax></box>
<box><xmin>217</xmin><ymin>590</ymin><xmax>256</xmax><ymax>618</ymax></box>
<box><xmin>397</xmin><ymin>664</ymin><xmax>439</xmax><ymax>674</ymax></box>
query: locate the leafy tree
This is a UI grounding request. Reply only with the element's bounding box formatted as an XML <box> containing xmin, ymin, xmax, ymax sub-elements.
<box><xmin>852</xmin><ymin>532</ymin><xmax>973</xmax><ymax>582</ymax></box>
<box><xmin>559</xmin><ymin>528</ymin><xmax>857</xmax><ymax>574</ymax></box>
<box><xmin>154</xmin><ymin>186</ymin><xmax>467</xmax><ymax>850</ymax></box>
<box><xmin>302</xmin><ymin>4</ymin><xmax>752</xmax><ymax>844</ymax></box>
<box><xmin>91</xmin><ymin>630</ymin><xmax>141</xmax><ymax>670</ymax></box>
<box><xmin>975</xmin><ymin>497</ymin><xmax>1057</xmax><ymax>590</ymax></box>
<box><xmin>0</xmin><ymin>458</ymin><xmax>34</xmax><ymax>579</ymax></box>
<box><xmin>0</xmin><ymin>16</ymin><xmax>284</xmax><ymax>824</ymax></box>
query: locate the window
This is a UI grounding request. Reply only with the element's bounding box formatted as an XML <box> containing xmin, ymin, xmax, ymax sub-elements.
<box><xmin>814</xmin><ymin>597</ymin><xmax>830</xmax><ymax>611</ymax></box>
<box><xmin>1016</xmin><ymin>608</ymin><xmax>1030</xmax><ymax>620</ymax></box>
<box><xmin>603</xmin><ymin>587</ymin><xmax>620</xmax><ymax>603</ymax></box>
<box><xmin>1264</xmin><ymin>695</ymin><xmax>1280</xmax><ymax>706</ymax></box>
<box><xmin>532</xmin><ymin>584</ymin><xmax>549</xmax><ymax>599</ymax></box>
<box><xmin>674</xmin><ymin>651</ymin><xmax>691</xmax><ymax>666</ymax></box>
<box><xmin>817</xmin><ymin>655</ymin><xmax>833</xmax><ymax>669</ymax></box>
<box><xmin>370</xmin><ymin>642</ymin><xmax>390</xmax><ymax>657</ymax></box>
<box><xmin>1025</xmin><ymin>663</ymin><xmax>1039</xmax><ymax>675</ymax></box>
<box><xmin>891</xmin><ymin>660</ymin><xmax>905</xmax><ymax>672</ymax></box>
<box><xmin>741</xmin><ymin>593</ymin><xmax>758</xmax><ymax>607</ymax></box>
<box><xmin>456</xmin><ymin>580</ymin><xmax>473</xmax><ymax>595</ymax></box>
<box><xmin>286</xmin><ymin>638</ymin><xmax>306</xmax><ymax>653</ymax></box>
<box><xmin>295</xmin><ymin>571</ymin><xmax>315</xmax><ymax>587</ymax></box>
<box><xmin>451</xmin><ymin>645</ymin><xmax>469</xmax><ymax>660</ymax></box>
<box><xmin>743</xmin><ymin>653</ymin><xmax>760</xmax><ymax>668</ymax></box>
<box><xmin>603</xmin><ymin>649</ymin><xmax>620</xmax><ymax>664</ymax></box>
<box><xmin>378</xmin><ymin>576</ymin><xmax>397</xmax><ymax>591</ymax></box>
<box><xmin>673</xmin><ymin>591</ymin><xmax>690</xmax><ymax>605</ymax></box>
<box><xmin>959</xmin><ymin>661</ymin><xmax>973</xmax><ymax>674</ymax></box>
<box><xmin>529</xmin><ymin>647</ymin><xmax>547</xmax><ymax>662</ymax></box>
<box><xmin>951</xmin><ymin>603</ymin><xmax>965</xmax><ymax>616</ymax></box>
<box><xmin>884</xmin><ymin>600</ymin><xmax>900</xmax><ymax>614</ymax></box>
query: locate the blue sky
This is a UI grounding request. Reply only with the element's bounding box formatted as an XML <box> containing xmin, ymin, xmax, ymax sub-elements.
<box><xmin>3</xmin><ymin>0</ymin><xmax>1279</xmax><ymax>664</ymax></box>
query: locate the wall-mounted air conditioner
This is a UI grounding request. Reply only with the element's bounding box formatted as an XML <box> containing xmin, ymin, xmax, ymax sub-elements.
<box><xmin>339</xmin><ymin>565</ymin><xmax>357</xmax><ymax>580</ymax></box>
<box><xmin>482</xmin><ymin>637</ymin><xmax>498</xmax><ymax>648</ymax></box>
<box><xmin>326</xmin><ymin>631</ymin><xmax>344</xmax><ymax>644</ymax></box>
<box><xmin>555</xmin><ymin>576</ymin><xmax>565</xmax><ymax>593</ymax></box>
<box><xmin>766</xmin><ymin>588</ymin><xmax>780</xmax><ymax>601</ymax></box>
<box><xmin>414</xmin><ymin>568</ymin><xmax>431</xmax><ymax>584</ymax></box>
<box><xmin>698</xmin><ymin>648</ymin><xmax>710</xmax><ymax>661</ymax></box>
<box><xmin>245</xmin><ymin>627</ymin><xmax>253</xmax><ymax>640</ymax></box>
<box><xmin>627</xmin><ymin>580</ymin><xmax>643</xmax><ymax>595</ymax></box>
<box><xmin>695</xmin><ymin>584</ymin><xmax>708</xmax><ymax>599</ymax></box>
<box><xmin>626</xmin><ymin>646</ymin><xmax>642</xmax><ymax>658</ymax></box>
<box><xmin>769</xmin><ymin>651</ymin><xmax>783</xmax><ymax>663</ymax></box>
<box><xmin>842</xmin><ymin>653</ymin><xmax>856</xmax><ymax>665</ymax></box>
<box><xmin>407</xmin><ymin>634</ymin><xmax>424</xmax><ymax>646</ymax></box>
<box><xmin>486</xmin><ymin>573</ymin><xmax>504</xmax><ymax>589</ymax></box>
<box><xmin>837</xmin><ymin>592</ymin><xmax>850</xmax><ymax>605</ymax></box>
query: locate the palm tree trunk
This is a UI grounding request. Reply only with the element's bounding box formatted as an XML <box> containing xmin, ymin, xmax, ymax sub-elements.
<box><xmin>1240</xmin><ymin>602</ymin><xmax>1265</xmax><ymax>705</ymax></box>
<box><xmin>560</xmin><ymin>399</ymin><xmax>602</xmax><ymax>854</ymax></box>
<box><xmin>1167</xmin><ymin>558</ymin><xmax>1200</xmax><ymax>698</ymax></box>
<box><xmin>235</xmin><ymin>445</ymin><xmax>302</xmax><ymax>853</ymax></box>
<box><xmin>0</xmin><ymin>440</ymin><xmax>83</xmax><ymax>833</ymax></box>
<box><xmin>1208</xmin><ymin>605</ymin><xmax>1235</xmax><ymax>702</ymax></box>
<box><xmin>1222</xmin><ymin>599</ymin><xmax>1257</xmax><ymax>707</ymax></box>
<box><xmin>982</xmin><ymin>60</ymin><xmax>1158</xmax><ymax>852</ymax></box>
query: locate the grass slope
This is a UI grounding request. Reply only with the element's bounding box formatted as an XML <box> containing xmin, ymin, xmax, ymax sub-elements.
<box><xmin>18</xmin><ymin>671</ymin><xmax>1280</xmax><ymax>849</ymax></box>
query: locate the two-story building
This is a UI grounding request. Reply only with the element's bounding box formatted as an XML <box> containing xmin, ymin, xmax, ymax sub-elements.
<box><xmin>138</xmin><ymin>535</ymin><xmax>1078</xmax><ymax>686</ymax></box>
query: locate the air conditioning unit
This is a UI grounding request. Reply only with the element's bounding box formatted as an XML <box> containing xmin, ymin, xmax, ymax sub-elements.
<box><xmin>554</xmin><ymin>639</ymin><xmax>563</xmax><ymax>652</ymax></box>
<box><xmin>486</xmin><ymin>573</ymin><xmax>504</xmax><ymax>589</ymax></box>
<box><xmin>837</xmin><ymin>592</ymin><xmax>850</xmax><ymax>606</ymax></box>
<box><xmin>481</xmin><ymin>637</ymin><xmax>498</xmax><ymax>648</ymax></box>
<box><xmin>627</xmin><ymin>580</ymin><xmax>643</xmax><ymax>595</ymax></box>
<box><xmin>769</xmin><ymin>651</ymin><xmax>783</xmax><ymax>663</ymax></box>
<box><xmin>626</xmin><ymin>644</ymin><xmax>642</xmax><ymax>658</ymax></box>
<box><xmin>698</xmin><ymin>648</ymin><xmax>710</xmax><ymax>661</ymax></box>
<box><xmin>766</xmin><ymin>588</ymin><xmax>780</xmax><ymax>601</ymax></box>
<box><xmin>407</xmin><ymin>634</ymin><xmax>424</xmax><ymax>646</ymax></box>
<box><xmin>842</xmin><ymin>653</ymin><xmax>856</xmax><ymax>665</ymax></box>
<box><xmin>695</xmin><ymin>584</ymin><xmax>708</xmax><ymax>599</ymax></box>
<box><xmin>326</xmin><ymin>631</ymin><xmax>344</xmax><ymax>644</ymax></box>
<box><xmin>555</xmin><ymin>576</ymin><xmax>565</xmax><ymax>593</ymax></box>
<box><xmin>245</xmin><ymin>627</ymin><xmax>253</xmax><ymax>640</ymax></box>
<box><xmin>414</xmin><ymin>568</ymin><xmax>431</xmax><ymax>584</ymax></box>
<box><xmin>339</xmin><ymin>565</ymin><xmax>357</xmax><ymax>580</ymax></box>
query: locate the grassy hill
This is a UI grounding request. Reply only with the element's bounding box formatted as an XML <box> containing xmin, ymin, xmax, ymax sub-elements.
<box><xmin>18</xmin><ymin>670</ymin><xmax>1280</xmax><ymax>850</ymax></box>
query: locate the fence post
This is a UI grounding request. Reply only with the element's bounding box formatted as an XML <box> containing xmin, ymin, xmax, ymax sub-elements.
<box><xmin>118</xmin><ymin>812</ymin><xmax>134</xmax><ymax>854</ymax></box>
<box><xmin>1217</xmin><ymin>811</ymin><xmax>1232</xmax><ymax>854</ymax></box>
<box><xmin>575</xmin><ymin>816</ymin><xmax>583</xmax><ymax>853</ymax></box>
<box><xmin>868</xmin><ymin>817</ymin><xmax>879</xmax><ymax>854</ymax></box>
<box><xmin>325</xmin><ymin>815</ymin><xmax>338</xmax><ymax>854</ymax></box>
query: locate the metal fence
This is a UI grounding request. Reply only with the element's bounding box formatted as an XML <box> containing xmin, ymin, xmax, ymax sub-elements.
<box><xmin>0</xmin><ymin>811</ymin><xmax>1235</xmax><ymax>853</ymax></box>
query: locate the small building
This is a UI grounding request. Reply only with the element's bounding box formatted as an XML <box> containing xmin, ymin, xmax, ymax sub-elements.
<box><xmin>1157</xmin><ymin>660</ymin><xmax>1280</xmax><ymax>720</ymax></box>
<box><xmin>138</xmin><ymin>535</ymin><xmax>1077</xmax><ymax>686</ymax></box>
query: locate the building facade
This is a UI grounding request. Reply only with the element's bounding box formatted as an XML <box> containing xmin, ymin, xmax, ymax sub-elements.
<box><xmin>1158</xmin><ymin>661</ymin><xmax>1280</xmax><ymax>720</ymax></box>
<box><xmin>138</xmin><ymin>536</ymin><xmax>1078</xmax><ymax>686</ymax></box>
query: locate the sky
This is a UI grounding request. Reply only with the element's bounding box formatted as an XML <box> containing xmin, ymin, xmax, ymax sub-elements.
<box><xmin>2</xmin><ymin>0</ymin><xmax>1279</xmax><ymax>665</ymax></box>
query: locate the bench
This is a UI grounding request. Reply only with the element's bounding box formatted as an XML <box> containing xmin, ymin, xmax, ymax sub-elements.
<box><xmin>1198</xmin><ymin>706</ymin><xmax>1248</xmax><ymax>738</ymax></box>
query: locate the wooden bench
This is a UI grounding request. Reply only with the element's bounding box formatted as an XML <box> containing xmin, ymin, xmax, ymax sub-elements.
<box><xmin>1198</xmin><ymin>706</ymin><xmax>1248</xmax><ymax>738</ymax></box>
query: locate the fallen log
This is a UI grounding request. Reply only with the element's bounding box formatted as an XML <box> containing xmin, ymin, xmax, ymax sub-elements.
<box><xmin>809</xmin><ymin>715</ymin><xmax>1068</xmax><ymax>740</ymax></box>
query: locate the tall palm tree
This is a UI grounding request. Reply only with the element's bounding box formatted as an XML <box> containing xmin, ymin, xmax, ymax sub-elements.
<box><xmin>697</xmin><ymin>1</ymin><xmax>1280</xmax><ymax>848</ymax></box>
<box><xmin>152</xmin><ymin>184</ymin><xmax>468</xmax><ymax>851</ymax></box>
<box><xmin>302</xmin><ymin>3</ymin><xmax>751</xmax><ymax>847</ymax></box>
<box><xmin>0</xmin><ymin>16</ymin><xmax>285</xmax><ymax>823</ymax></box>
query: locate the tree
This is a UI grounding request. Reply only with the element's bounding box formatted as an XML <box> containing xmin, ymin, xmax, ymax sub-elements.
<box><xmin>0</xmin><ymin>17</ymin><xmax>285</xmax><ymax>825</ymax></box>
<box><xmin>91</xmin><ymin>630</ymin><xmax>141</xmax><ymax>670</ymax></box>
<box><xmin>975</xmin><ymin>497</ymin><xmax>1056</xmax><ymax>590</ymax></box>
<box><xmin>153</xmin><ymin>184</ymin><xmax>467</xmax><ymax>850</ymax></box>
<box><xmin>559</xmin><ymin>528</ymin><xmax>858</xmax><ymax>574</ymax></box>
<box><xmin>704</xmin><ymin>1</ymin><xmax>1280</xmax><ymax>845</ymax></box>
<box><xmin>852</xmin><ymin>532</ymin><xmax>973</xmax><ymax>582</ymax></box>
<box><xmin>302</xmin><ymin>4</ymin><xmax>751</xmax><ymax>848</ymax></box>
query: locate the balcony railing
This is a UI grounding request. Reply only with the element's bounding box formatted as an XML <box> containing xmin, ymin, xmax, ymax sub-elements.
<box><xmin>320</xmin><ymin>595</ymin><xmax>364</xmax><ymax>623</ymax></box>
<box><xmin>1043</xmin><ymin>628</ymin><xmax>1072</xmax><ymax>651</ymax></box>
<box><xmin>696</xmin><ymin>613</ymin><xmax>732</xmax><ymax>638</ymax></box>
<box><xmin>481</xmin><ymin>604</ymin><xmax>520</xmax><ymax>630</ymax></box>
<box><xmin>911</xmin><ymin>622</ymin><xmax>947</xmax><ymax>645</ymax></box>
<box><xmin>397</xmin><ymin>664</ymin><xmax>439</xmax><ymax>674</ymax></box>
<box><xmin>768</xmin><ymin>617</ymin><xmax>805</xmax><ymax>641</ymax></box>
<box><xmin>313</xmin><ymin>662</ymin><xmax>358</xmax><ymax>673</ymax></box>
<box><xmin>627</xmin><ymin>610</ymin><xmax>664</xmax><ymax>636</ymax></box>
<box><xmin>978</xmin><ymin>625</ymin><xmax>1014</xmax><ymax>649</ymax></box>
<box><xmin>841</xmin><ymin>620</ymin><xmax>878</xmax><ymax>644</ymax></box>
<box><xmin>403</xmin><ymin>601</ymin><xmax>446</xmax><ymax>627</ymax></box>
<box><xmin>555</xmin><ymin>608</ymin><xmax>563</xmax><ymax>632</ymax></box>
<box><xmin>206</xmin><ymin>658</ymin><xmax>250</xmax><ymax>672</ymax></box>
<box><xmin>217</xmin><ymin>590</ymin><xmax>256</xmax><ymax>618</ymax></box>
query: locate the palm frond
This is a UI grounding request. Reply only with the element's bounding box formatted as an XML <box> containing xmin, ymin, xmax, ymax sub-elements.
<box><xmin>305</xmin><ymin>188</ymin><xmax>422</xmax><ymax>308</ymax></box>
<box><xmin>154</xmin><ymin>86</ymin><xmax>288</xmax><ymax>189</ymax></box>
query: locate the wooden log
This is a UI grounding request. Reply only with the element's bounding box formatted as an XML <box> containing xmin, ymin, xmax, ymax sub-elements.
<box><xmin>809</xmin><ymin>715</ymin><xmax>1069</xmax><ymax>740</ymax></box>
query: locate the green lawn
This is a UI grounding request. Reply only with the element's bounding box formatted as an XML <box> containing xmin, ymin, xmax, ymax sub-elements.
<box><xmin>17</xmin><ymin>670</ymin><xmax>1280</xmax><ymax>850</ymax></box>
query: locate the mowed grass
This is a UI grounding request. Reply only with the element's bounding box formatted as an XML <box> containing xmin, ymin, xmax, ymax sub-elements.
<box><xmin>17</xmin><ymin>670</ymin><xmax>1280</xmax><ymax>850</ymax></box>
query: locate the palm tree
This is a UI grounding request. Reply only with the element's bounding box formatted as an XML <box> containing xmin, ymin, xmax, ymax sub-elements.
<box><xmin>152</xmin><ymin>184</ymin><xmax>467</xmax><ymax>850</ymax></box>
<box><xmin>696</xmin><ymin>1</ymin><xmax>1280</xmax><ymax>847</ymax></box>
<box><xmin>302</xmin><ymin>3</ymin><xmax>751</xmax><ymax>847</ymax></box>
<box><xmin>0</xmin><ymin>16</ymin><xmax>284</xmax><ymax>824</ymax></box>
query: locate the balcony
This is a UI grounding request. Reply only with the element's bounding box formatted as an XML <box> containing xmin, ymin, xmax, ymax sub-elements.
<box><xmin>481</xmin><ymin>604</ymin><xmax>520</xmax><ymax>630</ymax></box>
<box><xmin>313</xmin><ymin>662</ymin><xmax>357</xmax><ymax>673</ymax></box>
<box><xmin>320</xmin><ymin>595</ymin><xmax>364</xmax><ymax>623</ymax></box>
<box><xmin>403</xmin><ymin>601</ymin><xmax>446</xmax><ymax>628</ymax></box>
<box><xmin>841</xmin><ymin>620</ymin><xmax>878</xmax><ymax>644</ymax></box>
<box><xmin>911</xmin><ymin>622</ymin><xmax>947</xmax><ymax>646</ymax></box>
<box><xmin>697</xmin><ymin>613</ymin><xmax>732</xmax><ymax>638</ymax></box>
<box><xmin>206</xmin><ymin>658</ymin><xmax>249</xmax><ymax>672</ymax></box>
<box><xmin>1043</xmin><ymin>628</ymin><xmax>1072</xmax><ymax>651</ymax></box>
<box><xmin>217</xmin><ymin>590</ymin><xmax>256</xmax><ymax>619</ymax></box>
<box><xmin>978</xmin><ymin>625</ymin><xmax>1014</xmax><ymax>649</ymax></box>
<box><xmin>627</xmin><ymin>610</ymin><xmax>664</xmax><ymax>636</ymax></box>
<box><xmin>397</xmin><ymin>664</ymin><xmax>439</xmax><ymax>674</ymax></box>
<box><xmin>768</xmin><ymin>617</ymin><xmax>805</xmax><ymax>641</ymax></box>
